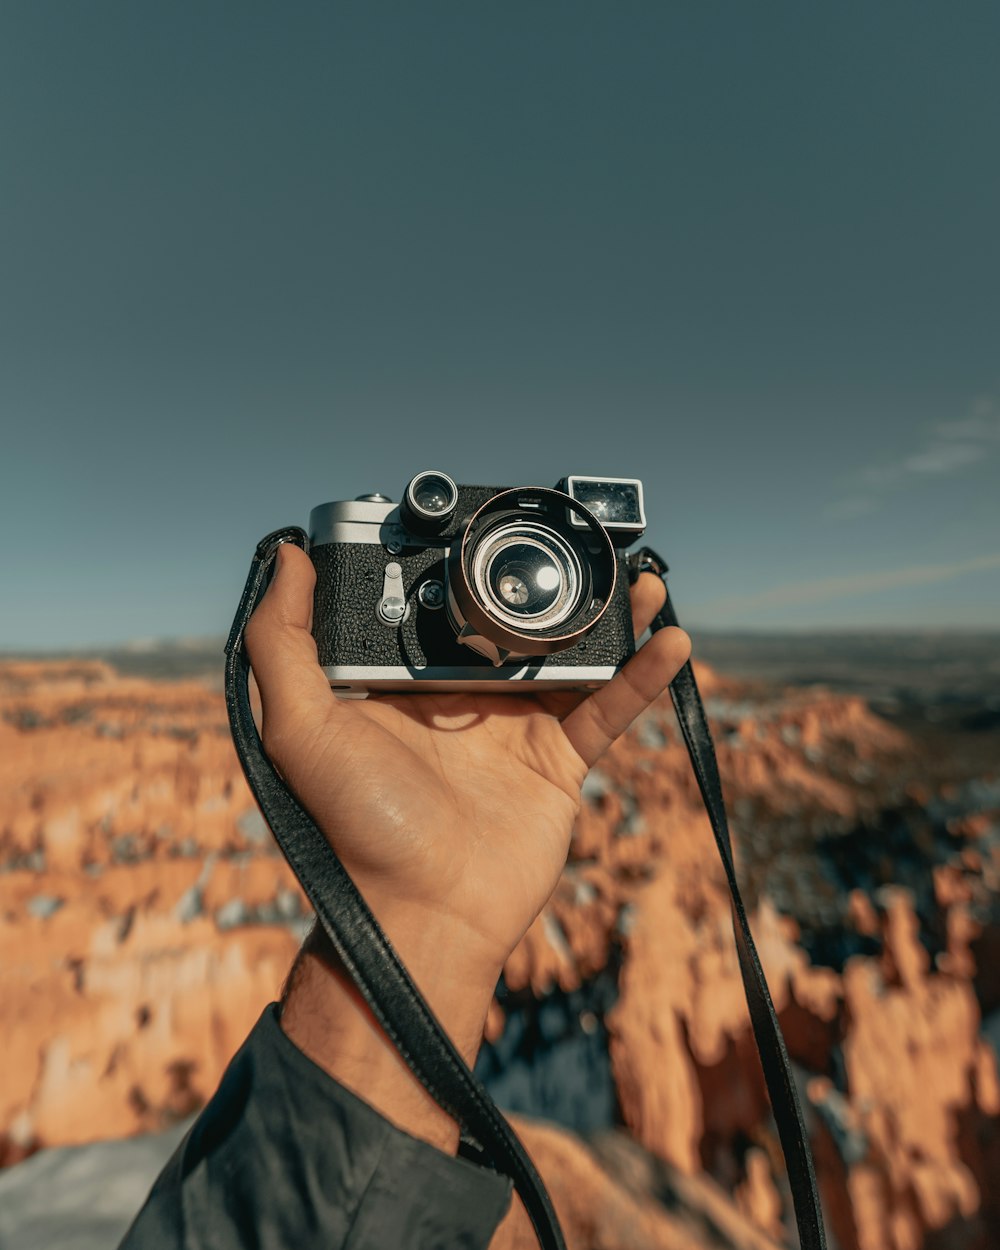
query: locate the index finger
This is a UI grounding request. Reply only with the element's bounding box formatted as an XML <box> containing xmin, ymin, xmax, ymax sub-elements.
<box><xmin>535</xmin><ymin>572</ymin><xmax>670</xmax><ymax>721</ymax></box>
<box><xmin>559</xmin><ymin>625</ymin><xmax>691</xmax><ymax>768</ymax></box>
<box><xmin>630</xmin><ymin>571</ymin><xmax>668</xmax><ymax>642</ymax></box>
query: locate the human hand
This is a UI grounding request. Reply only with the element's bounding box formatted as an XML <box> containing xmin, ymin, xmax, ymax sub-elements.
<box><xmin>245</xmin><ymin>542</ymin><xmax>690</xmax><ymax>1149</ymax></box>
<box><xmin>247</xmin><ymin>543</ymin><xmax>689</xmax><ymax>985</ymax></box>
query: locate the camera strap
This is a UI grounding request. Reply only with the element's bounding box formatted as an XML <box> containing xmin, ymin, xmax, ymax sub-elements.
<box><xmin>632</xmin><ymin>546</ymin><xmax>826</xmax><ymax>1250</ymax></box>
<box><xmin>224</xmin><ymin>529</ymin><xmax>827</xmax><ymax>1250</ymax></box>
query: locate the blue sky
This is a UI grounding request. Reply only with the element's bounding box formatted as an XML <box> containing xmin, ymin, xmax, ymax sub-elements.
<box><xmin>2</xmin><ymin>3</ymin><xmax>998</xmax><ymax>647</ymax></box>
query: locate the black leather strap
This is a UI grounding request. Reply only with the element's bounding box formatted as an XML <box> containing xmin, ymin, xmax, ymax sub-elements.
<box><xmin>633</xmin><ymin>546</ymin><xmax>826</xmax><ymax>1250</ymax></box>
<box><xmin>225</xmin><ymin>528</ymin><xmax>567</xmax><ymax>1250</ymax></box>
<box><xmin>225</xmin><ymin>529</ymin><xmax>827</xmax><ymax>1250</ymax></box>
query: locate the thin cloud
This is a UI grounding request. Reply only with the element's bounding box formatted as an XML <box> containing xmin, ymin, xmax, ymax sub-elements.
<box><xmin>700</xmin><ymin>552</ymin><xmax>1000</xmax><ymax>615</ymax></box>
<box><xmin>902</xmin><ymin>442</ymin><xmax>985</xmax><ymax>475</ymax></box>
<box><xmin>827</xmin><ymin>394</ymin><xmax>999</xmax><ymax>519</ymax></box>
<box><xmin>935</xmin><ymin>415</ymin><xmax>1000</xmax><ymax>442</ymax></box>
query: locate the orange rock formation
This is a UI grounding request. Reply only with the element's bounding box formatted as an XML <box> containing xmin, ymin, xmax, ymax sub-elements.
<box><xmin>0</xmin><ymin>661</ymin><xmax>305</xmax><ymax>1158</ymax></box>
<box><xmin>2</xmin><ymin>657</ymin><xmax>998</xmax><ymax>1250</ymax></box>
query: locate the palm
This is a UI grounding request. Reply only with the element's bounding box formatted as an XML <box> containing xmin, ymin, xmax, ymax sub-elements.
<box><xmin>287</xmin><ymin>690</ymin><xmax>587</xmax><ymax>957</ymax></box>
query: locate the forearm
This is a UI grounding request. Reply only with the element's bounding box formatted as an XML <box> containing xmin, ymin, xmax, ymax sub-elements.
<box><xmin>280</xmin><ymin>910</ymin><xmax>499</xmax><ymax>1155</ymax></box>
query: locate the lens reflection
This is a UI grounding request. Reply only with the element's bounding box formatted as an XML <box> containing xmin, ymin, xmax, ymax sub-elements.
<box><xmin>472</xmin><ymin>522</ymin><xmax>581</xmax><ymax>630</ymax></box>
<box><xmin>488</xmin><ymin>543</ymin><xmax>563</xmax><ymax>616</ymax></box>
<box><xmin>412</xmin><ymin>474</ymin><xmax>455</xmax><ymax>515</ymax></box>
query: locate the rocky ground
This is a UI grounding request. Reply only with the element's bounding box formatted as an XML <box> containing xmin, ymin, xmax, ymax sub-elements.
<box><xmin>1</xmin><ymin>637</ymin><xmax>998</xmax><ymax>1249</ymax></box>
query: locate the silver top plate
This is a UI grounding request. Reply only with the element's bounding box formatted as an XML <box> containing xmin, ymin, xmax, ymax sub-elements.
<box><xmin>310</xmin><ymin>499</ymin><xmax>398</xmax><ymax>547</ymax></box>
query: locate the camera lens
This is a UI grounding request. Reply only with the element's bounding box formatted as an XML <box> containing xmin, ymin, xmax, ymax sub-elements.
<box><xmin>475</xmin><ymin>526</ymin><xmax>580</xmax><ymax>629</ymax></box>
<box><xmin>447</xmin><ymin>486</ymin><xmax>616</xmax><ymax>662</ymax></box>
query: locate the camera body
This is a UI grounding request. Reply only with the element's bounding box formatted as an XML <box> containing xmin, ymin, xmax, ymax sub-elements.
<box><xmin>309</xmin><ymin>473</ymin><xmax>647</xmax><ymax>697</ymax></box>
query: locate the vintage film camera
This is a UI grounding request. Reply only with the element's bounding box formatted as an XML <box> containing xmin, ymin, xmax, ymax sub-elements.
<box><xmin>309</xmin><ymin>472</ymin><xmax>647</xmax><ymax>696</ymax></box>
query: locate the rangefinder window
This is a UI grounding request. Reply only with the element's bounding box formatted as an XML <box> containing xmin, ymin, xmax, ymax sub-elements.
<box><xmin>564</xmin><ymin>476</ymin><xmax>646</xmax><ymax>533</ymax></box>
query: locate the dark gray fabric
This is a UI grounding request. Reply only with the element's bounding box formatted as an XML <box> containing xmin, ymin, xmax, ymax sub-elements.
<box><xmin>118</xmin><ymin>1005</ymin><xmax>512</xmax><ymax>1250</ymax></box>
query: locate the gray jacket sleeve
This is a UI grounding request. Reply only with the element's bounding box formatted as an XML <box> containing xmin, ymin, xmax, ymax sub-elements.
<box><xmin>118</xmin><ymin>1004</ymin><xmax>512</xmax><ymax>1250</ymax></box>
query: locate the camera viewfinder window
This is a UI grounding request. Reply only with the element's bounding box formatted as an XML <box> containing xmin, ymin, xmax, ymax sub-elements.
<box><xmin>566</xmin><ymin>478</ymin><xmax>645</xmax><ymax>530</ymax></box>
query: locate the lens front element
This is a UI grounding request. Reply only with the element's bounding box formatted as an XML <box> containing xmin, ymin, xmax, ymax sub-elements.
<box><xmin>475</xmin><ymin>524</ymin><xmax>581</xmax><ymax>629</ymax></box>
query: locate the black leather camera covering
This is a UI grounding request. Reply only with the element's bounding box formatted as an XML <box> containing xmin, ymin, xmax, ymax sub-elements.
<box><xmin>310</xmin><ymin>542</ymin><xmax>636</xmax><ymax>673</ymax></box>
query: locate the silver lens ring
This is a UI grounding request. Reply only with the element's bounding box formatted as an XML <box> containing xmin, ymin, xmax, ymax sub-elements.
<box><xmin>471</xmin><ymin>520</ymin><xmax>582</xmax><ymax>632</ymax></box>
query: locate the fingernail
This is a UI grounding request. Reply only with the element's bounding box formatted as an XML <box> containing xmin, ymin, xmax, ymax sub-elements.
<box><xmin>263</xmin><ymin>543</ymin><xmax>290</xmax><ymax>598</ymax></box>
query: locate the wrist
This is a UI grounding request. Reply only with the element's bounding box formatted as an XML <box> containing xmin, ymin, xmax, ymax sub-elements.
<box><xmin>280</xmin><ymin>916</ymin><xmax>500</xmax><ymax>1155</ymax></box>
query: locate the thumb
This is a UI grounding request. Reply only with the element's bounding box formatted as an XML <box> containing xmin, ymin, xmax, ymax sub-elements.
<box><xmin>244</xmin><ymin>543</ymin><xmax>337</xmax><ymax>751</ymax></box>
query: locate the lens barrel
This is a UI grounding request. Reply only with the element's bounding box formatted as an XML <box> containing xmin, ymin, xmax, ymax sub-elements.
<box><xmin>447</xmin><ymin>487</ymin><xmax>616</xmax><ymax>661</ymax></box>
